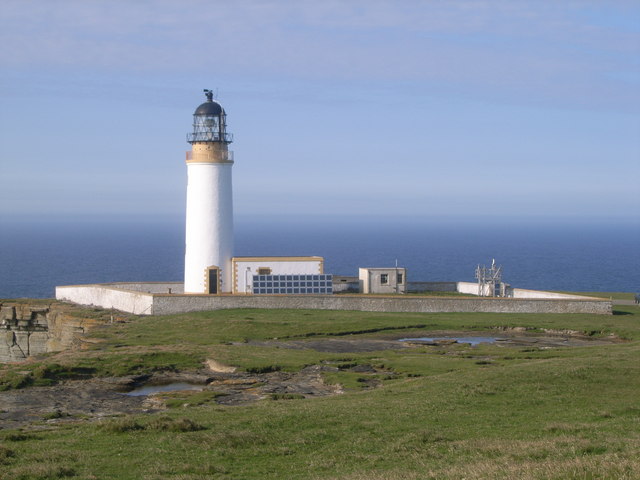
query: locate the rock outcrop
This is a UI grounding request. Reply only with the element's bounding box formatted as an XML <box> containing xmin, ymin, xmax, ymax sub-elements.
<box><xmin>0</xmin><ymin>302</ymin><xmax>107</xmax><ymax>362</ymax></box>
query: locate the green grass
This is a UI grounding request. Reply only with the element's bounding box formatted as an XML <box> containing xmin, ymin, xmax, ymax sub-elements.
<box><xmin>406</xmin><ymin>290</ymin><xmax>476</xmax><ymax>297</ymax></box>
<box><xmin>557</xmin><ymin>291</ymin><xmax>637</xmax><ymax>300</ymax></box>
<box><xmin>1</xmin><ymin>304</ymin><xmax>639</xmax><ymax>478</ymax></box>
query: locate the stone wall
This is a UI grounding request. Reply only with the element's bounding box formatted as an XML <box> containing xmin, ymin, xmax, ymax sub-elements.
<box><xmin>0</xmin><ymin>302</ymin><xmax>106</xmax><ymax>362</ymax></box>
<box><xmin>150</xmin><ymin>293</ymin><xmax>612</xmax><ymax>316</ymax></box>
<box><xmin>0</xmin><ymin>304</ymin><xmax>49</xmax><ymax>361</ymax></box>
<box><xmin>55</xmin><ymin>283</ymin><xmax>612</xmax><ymax>317</ymax></box>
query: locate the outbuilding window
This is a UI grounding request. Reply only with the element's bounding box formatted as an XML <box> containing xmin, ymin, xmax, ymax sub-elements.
<box><xmin>397</xmin><ymin>273</ymin><xmax>404</xmax><ymax>284</ymax></box>
<box><xmin>380</xmin><ymin>274</ymin><xmax>389</xmax><ymax>285</ymax></box>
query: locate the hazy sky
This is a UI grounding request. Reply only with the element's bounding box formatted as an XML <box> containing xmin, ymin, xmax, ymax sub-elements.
<box><xmin>1</xmin><ymin>0</ymin><xmax>638</xmax><ymax>222</ymax></box>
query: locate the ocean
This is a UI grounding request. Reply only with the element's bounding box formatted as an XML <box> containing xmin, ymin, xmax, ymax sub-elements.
<box><xmin>1</xmin><ymin>217</ymin><xmax>638</xmax><ymax>299</ymax></box>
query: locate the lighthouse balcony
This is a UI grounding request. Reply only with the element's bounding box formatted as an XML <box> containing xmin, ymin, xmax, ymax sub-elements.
<box><xmin>186</xmin><ymin>150</ymin><xmax>234</xmax><ymax>162</ymax></box>
<box><xmin>187</xmin><ymin>132</ymin><xmax>233</xmax><ymax>143</ymax></box>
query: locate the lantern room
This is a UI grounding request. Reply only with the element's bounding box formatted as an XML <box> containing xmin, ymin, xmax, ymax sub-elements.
<box><xmin>187</xmin><ymin>89</ymin><xmax>233</xmax><ymax>144</ymax></box>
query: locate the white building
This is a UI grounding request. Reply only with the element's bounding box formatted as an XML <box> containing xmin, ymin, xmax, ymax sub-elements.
<box><xmin>231</xmin><ymin>256</ymin><xmax>330</xmax><ymax>294</ymax></box>
<box><xmin>359</xmin><ymin>267</ymin><xmax>407</xmax><ymax>294</ymax></box>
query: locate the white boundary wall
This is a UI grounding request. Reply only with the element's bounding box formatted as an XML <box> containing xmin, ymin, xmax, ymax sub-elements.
<box><xmin>55</xmin><ymin>282</ymin><xmax>611</xmax><ymax>316</ymax></box>
<box><xmin>56</xmin><ymin>284</ymin><xmax>155</xmax><ymax>315</ymax></box>
<box><xmin>457</xmin><ymin>281</ymin><xmax>489</xmax><ymax>295</ymax></box>
<box><xmin>456</xmin><ymin>282</ymin><xmax>595</xmax><ymax>300</ymax></box>
<box><xmin>510</xmin><ymin>288</ymin><xmax>594</xmax><ymax>299</ymax></box>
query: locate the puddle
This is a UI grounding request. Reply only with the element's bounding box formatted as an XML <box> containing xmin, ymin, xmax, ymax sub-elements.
<box><xmin>399</xmin><ymin>336</ymin><xmax>501</xmax><ymax>346</ymax></box>
<box><xmin>123</xmin><ymin>382</ymin><xmax>204</xmax><ymax>397</ymax></box>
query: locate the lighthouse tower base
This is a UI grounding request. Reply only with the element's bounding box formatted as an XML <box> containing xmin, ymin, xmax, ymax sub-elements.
<box><xmin>184</xmin><ymin>161</ymin><xmax>233</xmax><ymax>294</ymax></box>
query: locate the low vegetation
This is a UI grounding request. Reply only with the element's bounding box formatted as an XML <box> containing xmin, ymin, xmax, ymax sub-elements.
<box><xmin>557</xmin><ymin>291</ymin><xmax>637</xmax><ymax>301</ymax></box>
<box><xmin>0</xmin><ymin>302</ymin><xmax>639</xmax><ymax>479</ymax></box>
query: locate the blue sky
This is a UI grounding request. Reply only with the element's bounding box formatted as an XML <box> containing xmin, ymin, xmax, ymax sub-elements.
<box><xmin>1</xmin><ymin>0</ymin><xmax>638</xmax><ymax>223</ymax></box>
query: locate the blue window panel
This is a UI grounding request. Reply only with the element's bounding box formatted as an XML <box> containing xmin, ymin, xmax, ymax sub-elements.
<box><xmin>250</xmin><ymin>274</ymin><xmax>333</xmax><ymax>295</ymax></box>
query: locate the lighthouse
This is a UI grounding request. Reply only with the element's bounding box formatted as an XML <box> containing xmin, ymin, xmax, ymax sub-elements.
<box><xmin>184</xmin><ymin>90</ymin><xmax>234</xmax><ymax>294</ymax></box>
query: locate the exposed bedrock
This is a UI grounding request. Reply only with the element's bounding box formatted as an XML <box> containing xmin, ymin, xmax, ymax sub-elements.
<box><xmin>0</xmin><ymin>303</ymin><xmax>106</xmax><ymax>362</ymax></box>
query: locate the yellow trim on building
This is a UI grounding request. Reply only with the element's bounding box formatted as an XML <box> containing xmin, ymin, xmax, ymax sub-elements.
<box><xmin>186</xmin><ymin>143</ymin><xmax>233</xmax><ymax>164</ymax></box>
<box><xmin>232</xmin><ymin>256</ymin><xmax>324</xmax><ymax>262</ymax></box>
<box><xmin>203</xmin><ymin>265</ymin><xmax>221</xmax><ymax>295</ymax></box>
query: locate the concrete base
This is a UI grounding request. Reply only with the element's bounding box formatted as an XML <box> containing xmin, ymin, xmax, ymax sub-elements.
<box><xmin>56</xmin><ymin>282</ymin><xmax>612</xmax><ymax>316</ymax></box>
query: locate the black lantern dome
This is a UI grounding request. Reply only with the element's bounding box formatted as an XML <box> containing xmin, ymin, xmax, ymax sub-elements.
<box><xmin>187</xmin><ymin>90</ymin><xmax>233</xmax><ymax>144</ymax></box>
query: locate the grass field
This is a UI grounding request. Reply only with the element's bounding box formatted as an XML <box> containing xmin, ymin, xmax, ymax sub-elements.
<box><xmin>558</xmin><ymin>291</ymin><xmax>637</xmax><ymax>301</ymax></box>
<box><xmin>1</xmin><ymin>303</ymin><xmax>639</xmax><ymax>479</ymax></box>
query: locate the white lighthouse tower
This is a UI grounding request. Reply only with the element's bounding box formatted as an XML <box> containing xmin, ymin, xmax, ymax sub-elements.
<box><xmin>184</xmin><ymin>90</ymin><xmax>234</xmax><ymax>294</ymax></box>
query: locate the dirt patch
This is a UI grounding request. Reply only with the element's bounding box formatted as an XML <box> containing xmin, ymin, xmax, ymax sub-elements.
<box><xmin>0</xmin><ymin>377</ymin><xmax>149</xmax><ymax>429</ymax></box>
<box><xmin>0</xmin><ymin>366</ymin><xmax>346</xmax><ymax>430</ymax></box>
<box><xmin>245</xmin><ymin>338</ymin><xmax>407</xmax><ymax>353</ymax></box>
<box><xmin>244</xmin><ymin>330</ymin><xmax>621</xmax><ymax>354</ymax></box>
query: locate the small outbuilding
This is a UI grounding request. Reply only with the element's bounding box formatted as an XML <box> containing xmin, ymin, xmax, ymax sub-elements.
<box><xmin>359</xmin><ymin>267</ymin><xmax>407</xmax><ymax>294</ymax></box>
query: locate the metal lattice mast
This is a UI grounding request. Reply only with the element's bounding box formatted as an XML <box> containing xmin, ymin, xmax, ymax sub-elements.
<box><xmin>475</xmin><ymin>259</ymin><xmax>503</xmax><ymax>297</ymax></box>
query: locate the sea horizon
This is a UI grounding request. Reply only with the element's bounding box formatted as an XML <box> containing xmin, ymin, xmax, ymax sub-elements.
<box><xmin>1</xmin><ymin>215</ymin><xmax>638</xmax><ymax>299</ymax></box>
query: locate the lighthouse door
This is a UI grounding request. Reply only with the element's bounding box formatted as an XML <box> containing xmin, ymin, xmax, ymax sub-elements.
<box><xmin>206</xmin><ymin>267</ymin><xmax>219</xmax><ymax>294</ymax></box>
